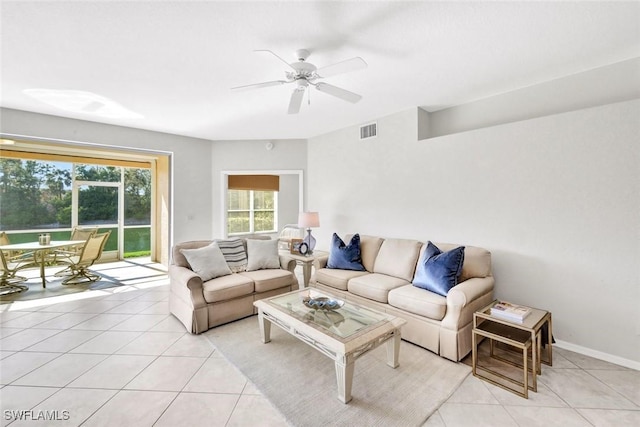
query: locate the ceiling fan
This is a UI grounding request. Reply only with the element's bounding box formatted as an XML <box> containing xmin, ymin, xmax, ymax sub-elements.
<box><xmin>232</xmin><ymin>49</ymin><xmax>367</xmax><ymax>114</ymax></box>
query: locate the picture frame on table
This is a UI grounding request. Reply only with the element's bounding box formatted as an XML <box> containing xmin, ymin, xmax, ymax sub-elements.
<box><xmin>298</xmin><ymin>242</ymin><xmax>309</xmax><ymax>256</ymax></box>
<box><xmin>290</xmin><ymin>239</ymin><xmax>303</xmax><ymax>254</ymax></box>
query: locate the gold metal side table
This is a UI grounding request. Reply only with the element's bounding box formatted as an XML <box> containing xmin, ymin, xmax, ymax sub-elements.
<box><xmin>472</xmin><ymin>300</ymin><xmax>553</xmax><ymax>398</ymax></box>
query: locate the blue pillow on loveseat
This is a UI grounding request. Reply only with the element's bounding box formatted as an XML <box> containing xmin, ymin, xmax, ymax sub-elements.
<box><xmin>327</xmin><ymin>233</ymin><xmax>366</xmax><ymax>271</ymax></box>
<box><xmin>413</xmin><ymin>241</ymin><xmax>465</xmax><ymax>296</ymax></box>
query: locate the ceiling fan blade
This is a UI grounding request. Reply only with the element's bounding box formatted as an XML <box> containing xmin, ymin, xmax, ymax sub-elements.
<box><xmin>231</xmin><ymin>80</ymin><xmax>288</xmax><ymax>91</ymax></box>
<box><xmin>315</xmin><ymin>82</ymin><xmax>362</xmax><ymax>103</ymax></box>
<box><xmin>288</xmin><ymin>88</ymin><xmax>305</xmax><ymax>114</ymax></box>
<box><xmin>316</xmin><ymin>57</ymin><xmax>367</xmax><ymax>78</ymax></box>
<box><xmin>254</xmin><ymin>49</ymin><xmax>297</xmax><ymax>71</ymax></box>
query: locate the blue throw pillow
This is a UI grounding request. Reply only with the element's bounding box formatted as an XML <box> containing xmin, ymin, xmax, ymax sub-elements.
<box><xmin>413</xmin><ymin>242</ymin><xmax>465</xmax><ymax>296</ymax></box>
<box><xmin>327</xmin><ymin>233</ymin><xmax>366</xmax><ymax>271</ymax></box>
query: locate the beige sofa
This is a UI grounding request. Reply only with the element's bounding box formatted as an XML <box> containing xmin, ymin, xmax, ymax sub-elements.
<box><xmin>169</xmin><ymin>238</ymin><xmax>299</xmax><ymax>334</ymax></box>
<box><xmin>311</xmin><ymin>235</ymin><xmax>494</xmax><ymax>361</ymax></box>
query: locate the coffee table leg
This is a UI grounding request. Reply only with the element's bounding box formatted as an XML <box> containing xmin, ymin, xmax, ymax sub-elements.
<box><xmin>386</xmin><ymin>329</ymin><xmax>401</xmax><ymax>368</ymax></box>
<box><xmin>257</xmin><ymin>310</ymin><xmax>271</xmax><ymax>344</ymax></box>
<box><xmin>335</xmin><ymin>357</ymin><xmax>355</xmax><ymax>404</ymax></box>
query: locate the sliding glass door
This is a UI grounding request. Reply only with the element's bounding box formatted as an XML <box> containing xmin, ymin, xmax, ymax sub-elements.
<box><xmin>74</xmin><ymin>183</ymin><xmax>120</xmax><ymax>259</ymax></box>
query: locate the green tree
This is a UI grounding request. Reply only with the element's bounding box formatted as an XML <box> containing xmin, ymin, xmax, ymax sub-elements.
<box><xmin>0</xmin><ymin>159</ymin><xmax>50</xmax><ymax>229</ymax></box>
<box><xmin>1</xmin><ymin>160</ymin><xmax>151</xmax><ymax>232</ymax></box>
<box><xmin>75</xmin><ymin>164</ymin><xmax>120</xmax><ymax>182</ymax></box>
<box><xmin>78</xmin><ymin>186</ymin><xmax>118</xmax><ymax>224</ymax></box>
<box><xmin>124</xmin><ymin>168</ymin><xmax>151</xmax><ymax>224</ymax></box>
<box><xmin>42</xmin><ymin>164</ymin><xmax>71</xmax><ymax>200</ymax></box>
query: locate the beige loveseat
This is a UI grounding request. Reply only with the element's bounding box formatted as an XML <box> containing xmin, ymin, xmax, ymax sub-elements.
<box><xmin>169</xmin><ymin>238</ymin><xmax>299</xmax><ymax>334</ymax></box>
<box><xmin>311</xmin><ymin>235</ymin><xmax>494</xmax><ymax>361</ymax></box>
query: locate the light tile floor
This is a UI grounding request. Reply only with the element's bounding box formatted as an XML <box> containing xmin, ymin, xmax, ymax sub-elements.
<box><xmin>1</xmin><ymin>260</ymin><xmax>638</xmax><ymax>426</ymax></box>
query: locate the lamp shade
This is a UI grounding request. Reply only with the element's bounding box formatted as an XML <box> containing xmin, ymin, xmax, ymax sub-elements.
<box><xmin>298</xmin><ymin>212</ymin><xmax>320</xmax><ymax>228</ymax></box>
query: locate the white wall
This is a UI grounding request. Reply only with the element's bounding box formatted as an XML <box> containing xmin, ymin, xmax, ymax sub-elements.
<box><xmin>0</xmin><ymin>108</ymin><xmax>215</xmax><ymax>246</ymax></box>
<box><xmin>278</xmin><ymin>174</ymin><xmax>300</xmax><ymax>228</ymax></box>
<box><xmin>308</xmin><ymin>100</ymin><xmax>640</xmax><ymax>366</ymax></box>
<box><xmin>426</xmin><ymin>57</ymin><xmax>640</xmax><ymax>138</ymax></box>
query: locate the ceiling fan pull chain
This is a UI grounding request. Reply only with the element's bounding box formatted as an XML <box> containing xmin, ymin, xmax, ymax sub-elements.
<box><xmin>308</xmin><ymin>87</ymin><xmax>311</xmax><ymax>106</ymax></box>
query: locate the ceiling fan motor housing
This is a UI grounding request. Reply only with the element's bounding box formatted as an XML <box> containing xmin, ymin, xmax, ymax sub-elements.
<box><xmin>288</xmin><ymin>61</ymin><xmax>317</xmax><ymax>82</ymax></box>
<box><xmin>295</xmin><ymin>49</ymin><xmax>311</xmax><ymax>61</ymax></box>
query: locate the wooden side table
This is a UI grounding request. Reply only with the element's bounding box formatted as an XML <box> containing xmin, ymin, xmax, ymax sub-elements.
<box><xmin>472</xmin><ymin>300</ymin><xmax>553</xmax><ymax>398</ymax></box>
<box><xmin>279</xmin><ymin>250</ymin><xmax>328</xmax><ymax>288</ymax></box>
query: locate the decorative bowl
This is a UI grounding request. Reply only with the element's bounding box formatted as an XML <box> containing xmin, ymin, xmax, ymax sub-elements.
<box><xmin>302</xmin><ymin>296</ymin><xmax>344</xmax><ymax>311</ymax></box>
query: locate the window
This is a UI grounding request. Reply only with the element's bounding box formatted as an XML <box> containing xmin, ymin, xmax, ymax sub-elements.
<box><xmin>0</xmin><ymin>157</ymin><xmax>152</xmax><ymax>257</ymax></box>
<box><xmin>227</xmin><ymin>189</ymin><xmax>277</xmax><ymax>235</ymax></box>
<box><xmin>0</xmin><ymin>159</ymin><xmax>72</xmax><ymax>230</ymax></box>
<box><xmin>0</xmin><ymin>136</ymin><xmax>170</xmax><ymax>264</ymax></box>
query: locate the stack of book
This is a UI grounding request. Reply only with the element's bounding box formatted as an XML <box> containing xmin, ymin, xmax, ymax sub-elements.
<box><xmin>490</xmin><ymin>301</ymin><xmax>532</xmax><ymax>323</ymax></box>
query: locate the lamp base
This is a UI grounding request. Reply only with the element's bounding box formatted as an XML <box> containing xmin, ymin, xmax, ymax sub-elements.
<box><xmin>303</xmin><ymin>229</ymin><xmax>316</xmax><ymax>254</ymax></box>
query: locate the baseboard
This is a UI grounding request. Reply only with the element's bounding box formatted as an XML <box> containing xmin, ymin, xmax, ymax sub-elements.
<box><xmin>554</xmin><ymin>339</ymin><xmax>640</xmax><ymax>371</ymax></box>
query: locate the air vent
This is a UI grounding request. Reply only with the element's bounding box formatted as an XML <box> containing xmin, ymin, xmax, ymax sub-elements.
<box><xmin>360</xmin><ymin>122</ymin><xmax>377</xmax><ymax>140</ymax></box>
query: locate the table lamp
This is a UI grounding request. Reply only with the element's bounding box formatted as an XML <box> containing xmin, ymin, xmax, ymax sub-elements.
<box><xmin>298</xmin><ymin>212</ymin><xmax>319</xmax><ymax>254</ymax></box>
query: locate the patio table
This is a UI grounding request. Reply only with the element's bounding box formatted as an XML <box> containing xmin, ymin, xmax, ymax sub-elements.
<box><xmin>0</xmin><ymin>240</ymin><xmax>85</xmax><ymax>288</ymax></box>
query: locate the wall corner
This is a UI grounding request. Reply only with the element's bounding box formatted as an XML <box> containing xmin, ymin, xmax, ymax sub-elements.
<box><xmin>417</xmin><ymin>107</ymin><xmax>431</xmax><ymax>141</ymax></box>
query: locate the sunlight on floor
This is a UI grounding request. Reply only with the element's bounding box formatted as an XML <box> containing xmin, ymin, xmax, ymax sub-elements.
<box><xmin>1</xmin><ymin>257</ymin><xmax>168</xmax><ymax>312</ymax></box>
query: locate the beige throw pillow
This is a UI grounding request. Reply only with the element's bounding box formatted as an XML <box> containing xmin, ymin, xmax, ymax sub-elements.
<box><xmin>246</xmin><ymin>239</ymin><xmax>280</xmax><ymax>271</ymax></box>
<box><xmin>181</xmin><ymin>242</ymin><xmax>232</xmax><ymax>281</ymax></box>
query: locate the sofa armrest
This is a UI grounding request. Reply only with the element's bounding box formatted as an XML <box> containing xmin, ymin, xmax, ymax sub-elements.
<box><xmin>169</xmin><ymin>264</ymin><xmax>207</xmax><ymax>310</ymax></box>
<box><xmin>441</xmin><ymin>276</ymin><xmax>495</xmax><ymax>330</ymax></box>
<box><xmin>278</xmin><ymin>254</ymin><xmax>297</xmax><ymax>273</ymax></box>
<box><xmin>313</xmin><ymin>254</ymin><xmax>329</xmax><ymax>270</ymax></box>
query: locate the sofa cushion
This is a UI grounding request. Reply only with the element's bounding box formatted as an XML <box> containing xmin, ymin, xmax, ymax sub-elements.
<box><xmin>246</xmin><ymin>239</ymin><xmax>280</xmax><ymax>271</ymax></box>
<box><xmin>413</xmin><ymin>242</ymin><xmax>465</xmax><ymax>296</ymax></box>
<box><xmin>327</xmin><ymin>233</ymin><xmax>366</xmax><ymax>271</ymax></box>
<box><xmin>348</xmin><ymin>273</ymin><xmax>410</xmax><ymax>303</ymax></box>
<box><xmin>215</xmin><ymin>238</ymin><xmax>248</xmax><ymax>272</ymax></box>
<box><xmin>346</xmin><ymin>234</ymin><xmax>384</xmax><ymax>272</ymax></box>
<box><xmin>373</xmin><ymin>238</ymin><xmax>422</xmax><ymax>282</ymax></box>
<box><xmin>202</xmin><ymin>273</ymin><xmax>254</xmax><ymax>303</ymax></box>
<box><xmin>180</xmin><ymin>242</ymin><xmax>232</xmax><ymax>281</ymax></box>
<box><xmin>240</xmin><ymin>269</ymin><xmax>294</xmax><ymax>293</ymax></box>
<box><xmin>437</xmin><ymin>243</ymin><xmax>492</xmax><ymax>282</ymax></box>
<box><xmin>388</xmin><ymin>285</ymin><xmax>447</xmax><ymax>320</ymax></box>
<box><xmin>172</xmin><ymin>240</ymin><xmax>212</xmax><ymax>268</ymax></box>
<box><xmin>314</xmin><ymin>268</ymin><xmax>369</xmax><ymax>291</ymax></box>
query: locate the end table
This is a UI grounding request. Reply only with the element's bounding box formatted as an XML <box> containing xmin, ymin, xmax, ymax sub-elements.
<box><xmin>279</xmin><ymin>250</ymin><xmax>328</xmax><ymax>288</ymax></box>
<box><xmin>472</xmin><ymin>300</ymin><xmax>553</xmax><ymax>398</ymax></box>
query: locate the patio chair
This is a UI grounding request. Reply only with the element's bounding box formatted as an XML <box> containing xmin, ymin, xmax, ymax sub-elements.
<box><xmin>0</xmin><ymin>233</ymin><xmax>30</xmax><ymax>295</ymax></box>
<box><xmin>0</xmin><ymin>231</ymin><xmax>21</xmax><ymax>258</ymax></box>
<box><xmin>61</xmin><ymin>231</ymin><xmax>111</xmax><ymax>285</ymax></box>
<box><xmin>60</xmin><ymin>226</ymin><xmax>99</xmax><ymax>251</ymax></box>
<box><xmin>52</xmin><ymin>226</ymin><xmax>99</xmax><ymax>276</ymax></box>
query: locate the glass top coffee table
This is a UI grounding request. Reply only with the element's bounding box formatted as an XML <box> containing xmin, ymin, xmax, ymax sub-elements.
<box><xmin>253</xmin><ymin>288</ymin><xmax>406</xmax><ymax>403</ymax></box>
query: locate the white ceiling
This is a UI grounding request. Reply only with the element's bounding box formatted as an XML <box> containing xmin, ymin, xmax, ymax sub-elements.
<box><xmin>1</xmin><ymin>1</ymin><xmax>639</xmax><ymax>141</ymax></box>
